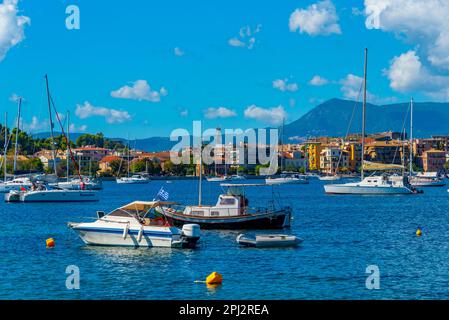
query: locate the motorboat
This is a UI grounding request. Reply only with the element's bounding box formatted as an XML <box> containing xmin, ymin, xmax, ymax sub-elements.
<box><xmin>116</xmin><ymin>174</ymin><xmax>150</xmax><ymax>184</ymax></box>
<box><xmin>265</xmin><ymin>173</ymin><xmax>308</xmax><ymax>185</ymax></box>
<box><xmin>0</xmin><ymin>177</ymin><xmax>33</xmax><ymax>193</ymax></box>
<box><xmin>56</xmin><ymin>176</ymin><xmax>103</xmax><ymax>190</ymax></box>
<box><xmin>206</xmin><ymin>176</ymin><xmax>229</xmax><ymax>182</ymax></box>
<box><xmin>5</xmin><ymin>184</ymin><xmax>99</xmax><ymax>202</ymax></box>
<box><xmin>318</xmin><ymin>175</ymin><xmax>341</xmax><ymax>181</ymax></box>
<box><xmin>409</xmin><ymin>172</ymin><xmax>446</xmax><ymax>187</ymax></box>
<box><xmin>324</xmin><ymin>174</ymin><xmax>419</xmax><ymax>195</ymax></box>
<box><xmin>236</xmin><ymin>234</ymin><xmax>302</xmax><ymax>248</ymax></box>
<box><xmin>68</xmin><ymin>201</ymin><xmax>200</xmax><ymax>248</ymax></box>
<box><xmin>229</xmin><ymin>174</ymin><xmax>246</xmax><ymax>180</ymax></box>
<box><xmin>158</xmin><ymin>183</ymin><xmax>292</xmax><ymax>229</ymax></box>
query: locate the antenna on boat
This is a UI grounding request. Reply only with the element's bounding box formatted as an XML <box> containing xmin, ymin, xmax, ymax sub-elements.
<box><xmin>13</xmin><ymin>97</ymin><xmax>22</xmax><ymax>173</ymax></box>
<box><xmin>361</xmin><ymin>48</ymin><xmax>368</xmax><ymax>180</ymax></box>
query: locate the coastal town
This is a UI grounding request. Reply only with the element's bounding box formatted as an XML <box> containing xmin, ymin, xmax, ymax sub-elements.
<box><xmin>3</xmin><ymin>129</ymin><xmax>449</xmax><ymax>179</ymax></box>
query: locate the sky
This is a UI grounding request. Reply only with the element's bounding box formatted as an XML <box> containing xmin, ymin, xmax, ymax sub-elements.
<box><xmin>0</xmin><ymin>0</ymin><xmax>448</xmax><ymax>138</ymax></box>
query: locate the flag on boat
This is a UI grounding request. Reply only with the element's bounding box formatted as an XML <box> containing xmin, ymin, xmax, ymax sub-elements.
<box><xmin>157</xmin><ymin>187</ymin><xmax>169</xmax><ymax>201</ymax></box>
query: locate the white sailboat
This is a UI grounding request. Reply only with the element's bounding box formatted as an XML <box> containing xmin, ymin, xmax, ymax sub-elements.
<box><xmin>116</xmin><ymin>139</ymin><xmax>150</xmax><ymax>184</ymax></box>
<box><xmin>324</xmin><ymin>49</ymin><xmax>419</xmax><ymax>195</ymax></box>
<box><xmin>5</xmin><ymin>75</ymin><xmax>99</xmax><ymax>202</ymax></box>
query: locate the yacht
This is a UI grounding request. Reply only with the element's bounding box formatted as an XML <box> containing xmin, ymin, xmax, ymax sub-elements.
<box><xmin>318</xmin><ymin>175</ymin><xmax>341</xmax><ymax>181</ymax></box>
<box><xmin>323</xmin><ymin>49</ymin><xmax>420</xmax><ymax>196</ymax></box>
<box><xmin>159</xmin><ymin>183</ymin><xmax>292</xmax><ymax>229</ymax></box>
<box><xmin>265</xmin><ymin>173</ymin><xmax>308</xmax><ymax>185</ymax></box>
<box><xmin>68</xmin><ymin>201</ymin><xmax>200</xmax><ymax>248</ymax></box>
<box><xmin>206</xmin><ymin>176</ymin><xmax>229</xmax><ymax>182</ymax></box>
<box><xmin>0</xmin><ymin>177</ymin><xmax>33</xmax><ymax>193</ymax></box>
<box><xmin>116</xmin><ymin>174</ymin><xmax>150</xmax><ymax>184</ymax></box>
<box><xmin>409</xmin><ymin>173</ymin><xmax>446</xmax><ymax>187</ymax></box>
<box><xmin>57</xmin><ymin>176</ymin><xmax>103</xmax><ymax>190</ymax></box>
<box><xmin>5</xmin><ymin>184</ymin><xmax>99</xmax><ymax>202</ymax></box>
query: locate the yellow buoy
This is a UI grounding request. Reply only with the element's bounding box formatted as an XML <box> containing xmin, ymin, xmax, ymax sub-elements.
<box><xmin>416</xmin><ymin>228</ymin><xmax>422</xmax><ymax>237</ymax></box>
<box><xmin>205</xmin><ymin>272</ymin><xmax>222</xmax><ymax>285</ymax></box>
<box><xmin>46</xmin><ymin>238</ymin><xmax>55</xmax><ymax>248</ymax></box>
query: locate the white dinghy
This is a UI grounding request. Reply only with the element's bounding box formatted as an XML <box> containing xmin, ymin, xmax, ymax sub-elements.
<box><xmin>236</xmin><ymin>234</ymin><xmax>302</xmax><ymax>248</ymax></box>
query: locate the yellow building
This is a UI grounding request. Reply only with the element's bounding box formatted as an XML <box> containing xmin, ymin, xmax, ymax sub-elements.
<box><xmin>307</xmin><ymin>143</ymin><xmax>323</xmax><ymax>171</ymax></box>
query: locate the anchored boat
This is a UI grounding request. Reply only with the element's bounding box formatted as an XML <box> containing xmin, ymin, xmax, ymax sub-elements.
<box><xmin>237</xmin><ymin>234</ymin><xmax>302</xmax><ymax>248</ymax></box>
<box><xmin>5</xmin><ymin>184</ymin><xmax>99</xmax><ymax>202</ymax></box>
<box><xmin>68</xmin><ymin>201</ymin><xmax>200</xmax><ymax>248</ymax></box>
<box><xmin>158</xmin><ymin>183</ymin><xmax>292</xmax><ymax>229</ymax></box>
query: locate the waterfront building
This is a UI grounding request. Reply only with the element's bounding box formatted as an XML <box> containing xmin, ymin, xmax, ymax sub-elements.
<box><xmin>420</xmin><ymin>149</ymin><xmax>447</xmax><ymax>172</ymax></box>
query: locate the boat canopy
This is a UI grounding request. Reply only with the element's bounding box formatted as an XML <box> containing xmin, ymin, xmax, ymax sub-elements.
<box><xmin>363</xmin><ymin>160</ymin><xmax>405</xmax><ymax>171</ymax></box>
<box><xmin>119</xmin><ymin>201</ymin><xmax>179</xmax><ymax>211</ymax></box>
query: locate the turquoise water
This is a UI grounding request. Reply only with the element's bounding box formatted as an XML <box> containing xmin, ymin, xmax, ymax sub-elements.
<box><xmin>1</xmin><ymin>178</ymin><xmax>448</xmax><ymax>299</ymax></box>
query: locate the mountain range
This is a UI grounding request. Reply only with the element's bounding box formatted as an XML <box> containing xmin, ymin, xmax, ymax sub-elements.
<box><xmin>34</xmin><ymin>98</ymin><xmax>449</xmax><ymax>151</ymax></box>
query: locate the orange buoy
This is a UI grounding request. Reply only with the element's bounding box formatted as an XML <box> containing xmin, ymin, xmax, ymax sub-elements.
<box><xmin>46</xmin><ymin>238</ymin><xmax>55</xmax><ymax>248</ymax></box>
<box><xmin>206</xmin><ymin>272</ymin><xmax>222</xmax><ymax>285</ymax></box>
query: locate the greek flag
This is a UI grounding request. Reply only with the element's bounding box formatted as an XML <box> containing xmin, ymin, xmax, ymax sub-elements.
<box><xmin>157</xmin><ymin>187</ymin><xmax>169</xmax><ymax>201</ymax></box>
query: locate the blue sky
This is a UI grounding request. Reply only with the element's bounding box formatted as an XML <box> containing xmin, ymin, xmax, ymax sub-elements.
<box><xmin>0</xmin><ymin>0</ymin><xmax>446</xmax><ymax>138</ymax></box>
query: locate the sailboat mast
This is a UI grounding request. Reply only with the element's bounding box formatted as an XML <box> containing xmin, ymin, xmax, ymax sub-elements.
<box><xmin>198</xmin><ymin>145</ymin><xmax>202</xmax><ymax>206</ymax></box>
<box><xmin>409</xmin><ymin>98</ymin><xmax>414</xmax><ymax>176</ymax></box>
<box><xmin>3</xmin><ymin>112</ymin><xmax>7</xmax><ymax>182</ymax></box>
<box><xmin>67</xmin><ymin>110</ymin><xmax>70</xmax><ymax>182</ymax></box>
<box><xmin>361</xmin><ymin>48</ymin><xmax>368</xmax><ymax>180</ymax></box>
<box><xmin>45</xmin><ymin>75</ymin><xmax>58</xmax><ymax>176</ymax></box>
<box><xmin>13</xmin><ymin>97</ymin><xmax>21</xmax><ymax>173</ymax></box>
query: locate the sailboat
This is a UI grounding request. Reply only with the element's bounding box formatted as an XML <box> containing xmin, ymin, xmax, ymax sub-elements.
<box><xmin>5</xmin><ymin>75</ymin><xmax>99</xmax><ymax>202</ymax></box>
<box><xmin>406</xmin><ymin>99</ymin><xmax>445</xmax><ymax>187</ymax></box>
<box><xmin>207</xmin><ymin>128</ymin><xmax>229</xmax><ymax>182</ymax></box>
<box><xmin>265</xmin><ymin>119</ymin><xmax>308</xmax><ymax>185</ymax></box>
<box><xmin>116</xmin><ymin>138</ymin><xmax>149</xmax><ymax>184</ymax></box>
<box><xmin>324</xmin><ymin>49</ymin><xmax>419</xmax><ymax>195</ymax></box>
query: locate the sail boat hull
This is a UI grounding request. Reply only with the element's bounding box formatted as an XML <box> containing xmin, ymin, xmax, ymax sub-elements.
<box><xmin>324</xmin><ymin>183</ymin><xmax>414</xmax><ymax>195</ymax></box>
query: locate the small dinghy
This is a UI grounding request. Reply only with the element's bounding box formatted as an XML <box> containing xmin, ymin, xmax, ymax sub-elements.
<box><xmin>236</xmin><ymin>234</ymin><xmax>302</xmax><ymax>248</ymax></box>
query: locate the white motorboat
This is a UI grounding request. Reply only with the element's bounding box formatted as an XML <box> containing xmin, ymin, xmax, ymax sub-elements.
<box><xmin>265</xmin><ymin>173</ymin><xmax>308</xmax><ymax>185</ymax></box>
<box><xmin>229</xmin><ymin>174</ymin><xmax>246</xmax><ymax>180</ymax></box>
<box><xmin>206</xmin><ymin>176</ymin><xmax>229</xmax><ymax>182</ymax></box>
<box><xmin>5</xmin><ymin>184</ymin><xmax>99</xmax><ymax>202</ymax></box>
<box><xmin>409</xmin><ymin>175</ymin><xmax>446</xmax><ymax>187</ymax></box>
<box><xmin>116</xmin><ymin>174</ymin><xmax>150</xmax><ymax>184</ymax></box>
<box><xmin>57</xmin><ymin>177</ymin><xmax>103</xmax><ymax>190</ymax></box>
<box><xmin>0</xmin><ymin>177</ymin><xmax>33</xmax><ymax>193</ymax></box>
<box><xmin>318</xmin><ymin>175</ymin><xmax>341</xmax><ymax>181</ymax></box>
<box><xmin>324</xmin><ymin>174</ymin><xmax>419</xmax><ymax>195</ymax></box>
<box><xmin>237</xmin><ymin>234</ymin><xmax>302</xmax><ymax>248</ymax></box>
<box><xmin>68</xmin><ymin>201</ymin><xmax>201</xmax><ymax>248</ymax></box>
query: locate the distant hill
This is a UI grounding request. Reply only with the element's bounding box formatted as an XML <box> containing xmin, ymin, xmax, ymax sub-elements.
<box><xmin>33</xmin><ymin>98</ymin><xmax>449</xmax><ymax>152</ymax></box>
<box><xmin>283</xmin><ymin>98</ymin><xmax>449</xmax><ymax>140</ymax></box>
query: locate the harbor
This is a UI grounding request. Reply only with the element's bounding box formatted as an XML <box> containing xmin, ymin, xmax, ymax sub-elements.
<box><xmin>0</xmin><ymin>178</ymin><xmax>448</xmax><ymax>299</ymax></box>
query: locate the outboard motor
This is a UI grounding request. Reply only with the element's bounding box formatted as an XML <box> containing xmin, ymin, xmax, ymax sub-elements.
<box><xmin>181</xmin><ymin>224</ymin><xmax>201</xmax><ymax>248</ymax></box>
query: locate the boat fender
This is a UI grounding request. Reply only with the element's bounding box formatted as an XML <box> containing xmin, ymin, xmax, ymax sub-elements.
<box><xmin>137</xmin><ymin>226</ymin><xmax>143</xmax><ymax>242</ymax></box>
<box><xmin>122</xmin><ymin>224</ymin><xmax>129</xmax><ymax>239</ymax></box>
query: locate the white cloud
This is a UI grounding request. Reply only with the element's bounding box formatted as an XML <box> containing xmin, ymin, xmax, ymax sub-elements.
<box><xmin>309</xmin><ymin>75</ymin><xmax>329</xmax><ymax>86</ymax></box>
<box><xmin>244</xmin><ymin>105</ymin><xmax>287</xmax><ymax>125</ymax></box>
<box><xmin>228</xmin><ymin>24</ymin><xmax>262</xmax><ymax>49</ymax></box>
<box><xmin>289</xmin><ymin>0</ymin><xmax>341</xmax><ymax>36</ymax></box>
<box><xmin>69</xmin><ymin>123</ymin><xmax>88</xmax><ymax>132</ymax></box>
<box><xmin>75</xmin><ymin>101</ymin><xmax>132</xmax><ymax>124</ymax></box>
<box><xmin>385</xmin><ymin>50</ymin><xmax>449</xmax><ymax>100</ymax></box>
<box><xmin>339</xmin><ymin>74</ymin><xmax>397</xmax><ymax>104</ymax></box>
<box><xmin>9</xmin><ymin>93</ymin><xmax>22</xmax><ymax>102</ymax></box>
<box><xmin>174</xmin><ymin>47</ymin><xmax>185</xmax><ymax>56</ymax></box>
<box><xmin>179</xmin><ymin>109</ymin><xmax>188</xmax><ymax>117</ymax></box>
<box><xmin>111</xmin><ymin>80</ymin><xmax>167</xmax><ymax>102</ymax></box>
<box><xmin>272</xmin><ymin>79</ymin><xmax>298</xmax><ymax>92</ymax></box>
<box><xmin>0</xmin><ymin>0</ymin><xmax>30</xmax><ymax>61</ymax></box>
<box><xmin>21</xmin><ymin>116</ymin><xmax>46</xmax><ymax>132</ymax></box>
<box><xmin>364</xmin><ymin>0</ymin><xmax>449</xmax><ymax>71</ymax></box>
<box><xmin>204</xmin><ymin>107</ymin><xmax>236</xmax><ymax>119</ymax></box>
